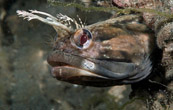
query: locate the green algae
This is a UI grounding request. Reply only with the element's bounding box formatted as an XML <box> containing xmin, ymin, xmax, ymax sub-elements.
<box><xmin>47</xmin><ymin>0</ymin><xmax>173</xmax><ymax>19</ymax></box>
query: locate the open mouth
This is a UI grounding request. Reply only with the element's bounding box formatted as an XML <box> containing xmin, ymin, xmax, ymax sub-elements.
<box><xmin>47</xmin><ymin>50</ymin><xmax>152</xmax><ymax>87</ymax></box>
<box><xmin>47</xmin><ymin>50</ymin><xmax>112</xmax><ymax>86</ymax></box>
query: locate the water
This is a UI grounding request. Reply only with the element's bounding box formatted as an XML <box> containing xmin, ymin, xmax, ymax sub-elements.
<box><xmin>0</xmin><ymin>0</ymin><xmax>172</xmax><ymax>110</ymax></box>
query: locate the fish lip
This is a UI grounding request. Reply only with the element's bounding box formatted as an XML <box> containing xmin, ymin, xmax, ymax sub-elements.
<box><xmin>47</xmin><ymin>50</ymin><xmax>89</xmax><ymax>68</ymax></box>
<box><xmin>46</xmin><ymin>50</ymin><xmax>120</xmax><ymax>80</ymax></box>
<box><xmin>47</xmin><ymin>51</ymin><xmax>115</xmax><ymax>86</ymax></box>
<box><xmin>47</xmin><ymin>50</ymin><xmax>97</xmax><ymax>75</ymax></box>
<box><xmin>47</xmin><ymin>50</ymin><xmax>105</xmax><ymax>76</ymax></box>
<box><xmin>47</xmin><ymin>50</ymin><xmax>129</xmax><ymax>79</ymax></box>
<box><xmin>49</xmin><ymin>65</ymin><xmax>125</xmax><ymax>87</ymax></box>
<box><xmin>47</xmin><ymin>50</ymin><xmax>152</xmax><ymax>86</ymax></box>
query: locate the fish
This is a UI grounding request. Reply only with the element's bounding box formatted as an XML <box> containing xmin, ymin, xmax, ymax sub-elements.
<box><xmin>17</xmin><ymin>10</ymin><xmax>155</xmax><ymax>87</ymax></box>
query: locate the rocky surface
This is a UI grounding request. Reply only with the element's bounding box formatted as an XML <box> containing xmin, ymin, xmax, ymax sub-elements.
<box><xmin>0</xmin><ymin>0</ymin><xmax>172</xmax><ymax>110</ymax></box>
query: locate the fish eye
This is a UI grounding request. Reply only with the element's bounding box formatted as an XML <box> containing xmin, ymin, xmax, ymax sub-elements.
<box><xmin>71</xmin><ymin>29</ymin><xmax>92</xmax><ymax>49</ymax></box>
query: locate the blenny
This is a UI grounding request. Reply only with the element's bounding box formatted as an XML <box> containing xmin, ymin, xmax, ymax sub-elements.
<box><xmin>17</xmin><ymin>10</ymin><xmax>154</xmax><ymax>87</ymax></box>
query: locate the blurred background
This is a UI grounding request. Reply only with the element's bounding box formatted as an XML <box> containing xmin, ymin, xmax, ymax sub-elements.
<box><xmin>0</xmin><ymin>0</ymin><xmax>172</xmax><ymax>110</ymax></box>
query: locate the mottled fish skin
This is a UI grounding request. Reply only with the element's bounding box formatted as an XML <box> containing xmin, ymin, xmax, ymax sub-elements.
<box><xmin>47</xmin><ymin>15</ymin><xmax>155</xmax><ymax>87</ymax></box>
<box><xmin>113</xmin><ymin>0</ymin><xmax>173</xmax><ymax>82</ymax></box>
<box><xmin>16</xmin><ymin>10</ymin><xmax>155</xmax><ymax>87</ymax></box>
